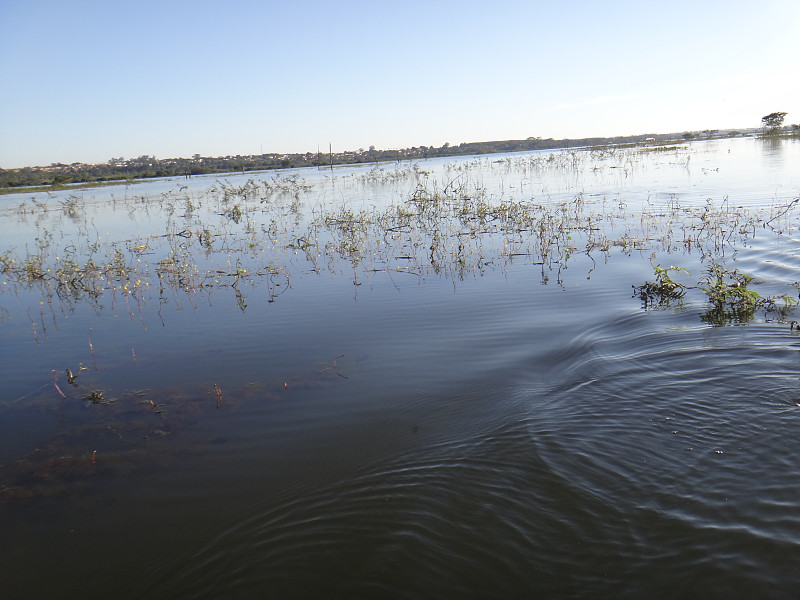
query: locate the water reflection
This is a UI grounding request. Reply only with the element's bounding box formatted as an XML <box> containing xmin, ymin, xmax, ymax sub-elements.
<box><xmin>760</xmin><ymin>135</ymin><xmax>786</xmax><ymax>172</ymax></box>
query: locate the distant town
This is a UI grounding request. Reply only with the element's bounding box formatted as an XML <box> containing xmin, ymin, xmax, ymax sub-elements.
<box><xmin>0</xmin><ymin>126</ymin><xmax>792</xmax><ymax>193</ymax></box>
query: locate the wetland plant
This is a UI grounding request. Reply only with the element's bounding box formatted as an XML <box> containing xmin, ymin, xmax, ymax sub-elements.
<box><xmin>699</xmin><ymin>261</ymin><xmax>762</xmax><ymax>324</ymax></box>
<box><xmin>636</xmin><ymin>258</ymin><xmax>798</xmax><ymax>325</ymax></box>
<box><xmin>2</xmin><ymin>144</ymin><xmax>798</xmax><ymax>327</ymax></box>
<box><xmin>634</xmin><ymin>263</ymin><xmax>690</xmax><ymax>308</ymax></box>
<box><xmin>699</xmin><ymin>261</ymin><xmax>795</xmax><ymax>325</ymax></box>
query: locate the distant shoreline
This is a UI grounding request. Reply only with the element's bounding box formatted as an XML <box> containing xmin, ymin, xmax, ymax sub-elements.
<box><xmin>0</xmin><ymin>127</ymin><xmax>784</xmax><ymax>195</ymax></box>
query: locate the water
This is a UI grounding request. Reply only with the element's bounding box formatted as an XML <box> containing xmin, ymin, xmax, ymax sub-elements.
<box><xmin>2</xmin><ymin>137</ymin><xmax>800</xmax><ymax>598</ymax></box>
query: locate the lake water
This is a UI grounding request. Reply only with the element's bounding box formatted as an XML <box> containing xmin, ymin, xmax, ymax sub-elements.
<box><xmin>2</xmin><ymin>137</ymin><xmax>800</xmax><ymax>598</ymax></box>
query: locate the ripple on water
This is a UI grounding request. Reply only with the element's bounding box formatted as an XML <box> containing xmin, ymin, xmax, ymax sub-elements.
<box><xmin>523</xmin><ymin>311</ymin><xmax>800</xmax><ymax>594</ymax></box>
<box><xmin>127</xmin><ymin>305</ymin><xmax>800</xmax><ymax>599</ymax></box>
<box><xmin>142</xmin><ymin>420</ymin><xmax>630</xmax><ymax>598</ymax></box>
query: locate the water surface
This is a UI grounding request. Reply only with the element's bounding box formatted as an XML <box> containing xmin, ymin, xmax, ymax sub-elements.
<box><xmin>2</xmin><ymin>137</ymin><xmax>800</xmax><ymax>598</ymax></box>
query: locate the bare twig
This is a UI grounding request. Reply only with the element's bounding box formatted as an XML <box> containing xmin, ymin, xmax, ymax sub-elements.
<box><xmin>52</xmin><ymin>369</ymin><xmax>66</xmax><ymax>399</ymax></box>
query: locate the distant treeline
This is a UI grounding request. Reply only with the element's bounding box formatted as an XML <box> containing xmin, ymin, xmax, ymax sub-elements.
<box><xmin>0</xmin><ymin>131</ymin><xmax>733</xmax><ymax>190</ymax></box>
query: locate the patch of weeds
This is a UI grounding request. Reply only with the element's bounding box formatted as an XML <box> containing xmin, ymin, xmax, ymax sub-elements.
<box><xmin>699</xmin><ymin>261</ymin><xmax>794</xmax><ymax>325</ymax></box>
<box><xmin>59</xmin><ymin>194</ymin><xmax>84</xmax><ymax>219</ymax></box>
<box><xmin>634</xmin><ymin>263</ymin><xmax>689</xmax><ymax>308</ymax></box>
<box><xmin>636</xmin><ymin>259</ymin><xmax>798</xmax><ymax>325</ymax></box>
<box><xmin>224</xmin><ymin>203</ymin><xmax>243</xmax><ymax>224</ymax></box>
<box><xmin>0</xmin><ymin>249</ymin><xmax>14</xmax><ymax>274</ymax></box>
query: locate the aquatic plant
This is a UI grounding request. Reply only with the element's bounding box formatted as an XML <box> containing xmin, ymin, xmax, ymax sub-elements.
<box><xmin>699</xmin><ymin>262</ymin><xmax>761</xmax><ymax>325</ymax></box>
<box><xmin>634</xmin><ymin>262</ymin><xmax>690</xmax><ymax>308</ymax></box>
<box><xmin>0</xmin><ymin>143</ymin><xmax>796</xmax><ymax>326</ymax></box>
<box><xmin>635</xmin><ymin>254</ymin><xmax>799</xmax><ymax>325</ymax></box>
<box><xmin>698</xmin><ymin>261</ymin><xmax>795</xmax><ymax>325</ymax></box>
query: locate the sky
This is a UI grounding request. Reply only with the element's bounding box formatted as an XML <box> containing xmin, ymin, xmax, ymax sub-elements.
<box><xmin>1</xmin><ymin>0</ymin><xmax>798</xmax><ymax>168</ymax></box>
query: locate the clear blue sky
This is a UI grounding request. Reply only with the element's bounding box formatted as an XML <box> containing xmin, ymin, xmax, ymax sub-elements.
<box><xmin>1</xmin><ymin>0</ymin><xmax>798</xmax><ymax>168</ymax></box>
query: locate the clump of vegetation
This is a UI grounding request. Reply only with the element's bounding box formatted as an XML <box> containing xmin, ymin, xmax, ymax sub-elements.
<box><xmin>762</xmin><ymin>111</ymin><xmax>788</xmax><ymax>136</ymax></box>
<box><xmin>698</xmin><ymin>261</ymin><xmax>796</xmax><ymax>325</ymax></box>
<box><xmin>634</xmin><ymin>262</ymin><xmax>690</xmax><ymax>308</ymax></box>
<box><xmin>700</xmin><ymin>262</ymin><xmax>760</xmax><ymax>314</ymax></box>
<box><xmin>636</xmin><ymin>258</ymin><xmax>798</xmax><ymax>325</ymax></box>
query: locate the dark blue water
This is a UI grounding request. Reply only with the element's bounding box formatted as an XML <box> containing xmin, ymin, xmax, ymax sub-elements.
<box><xmin>2</xmin><ymin>137</ymin><xmax>800</xmax><ymax>598</ymax></box>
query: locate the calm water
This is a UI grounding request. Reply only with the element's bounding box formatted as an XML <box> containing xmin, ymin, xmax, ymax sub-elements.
<box><xmin>2</xmin><ymin>137</ymin><xmax>800</xmax><ymax>598</ymax></box>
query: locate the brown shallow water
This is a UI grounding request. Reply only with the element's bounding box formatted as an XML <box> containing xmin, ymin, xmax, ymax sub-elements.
<box><xmin>2</xmin><ymin>137</ymin><xmax>800</xmax><ymax>598</ymax></box>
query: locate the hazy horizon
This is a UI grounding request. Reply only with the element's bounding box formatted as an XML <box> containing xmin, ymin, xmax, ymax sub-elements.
<box><xmin>0</xmin><ymin>125</ymin><xmax>765</xmax><ymax>170</ymax></box>
<box><xmin>2</xmin><ymin>0</ymin><xmax>798</xmax><ymax>169</ymax></box>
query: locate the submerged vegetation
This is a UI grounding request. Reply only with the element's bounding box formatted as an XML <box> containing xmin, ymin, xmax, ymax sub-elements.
<box><xmin>2</xmin><ymin>139</ymin><xmax>799</xmax><ymax>508</ymax></box>
<box><xmin>1</xmin><ymin>143</ymin><xmax>797</xmax><ymax>329</ymax></box>
<box><xmin>698</xmin><ymin>261</ymin><xmax>798</xmax><ymax>325</ymax></box>
<box><xmin>634</xmin><ymin>262</ymin><xmax>690</xmax><ymax>308</ymax></box>
<box><xmin>635</xmin><ymin>259</ymin><xmax>798</xmax><ymax>325</ymax></box>
<box><xmin>0</xmin><ymin>151</ymin><xmax>795</xmax><ymax>343</ymax></box>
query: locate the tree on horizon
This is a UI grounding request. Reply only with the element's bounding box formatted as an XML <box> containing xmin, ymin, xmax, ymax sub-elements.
<box><xmin>761</xmin><ymin>111</ymin><xmax>788</xmax><ymax>132</ymax></box>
